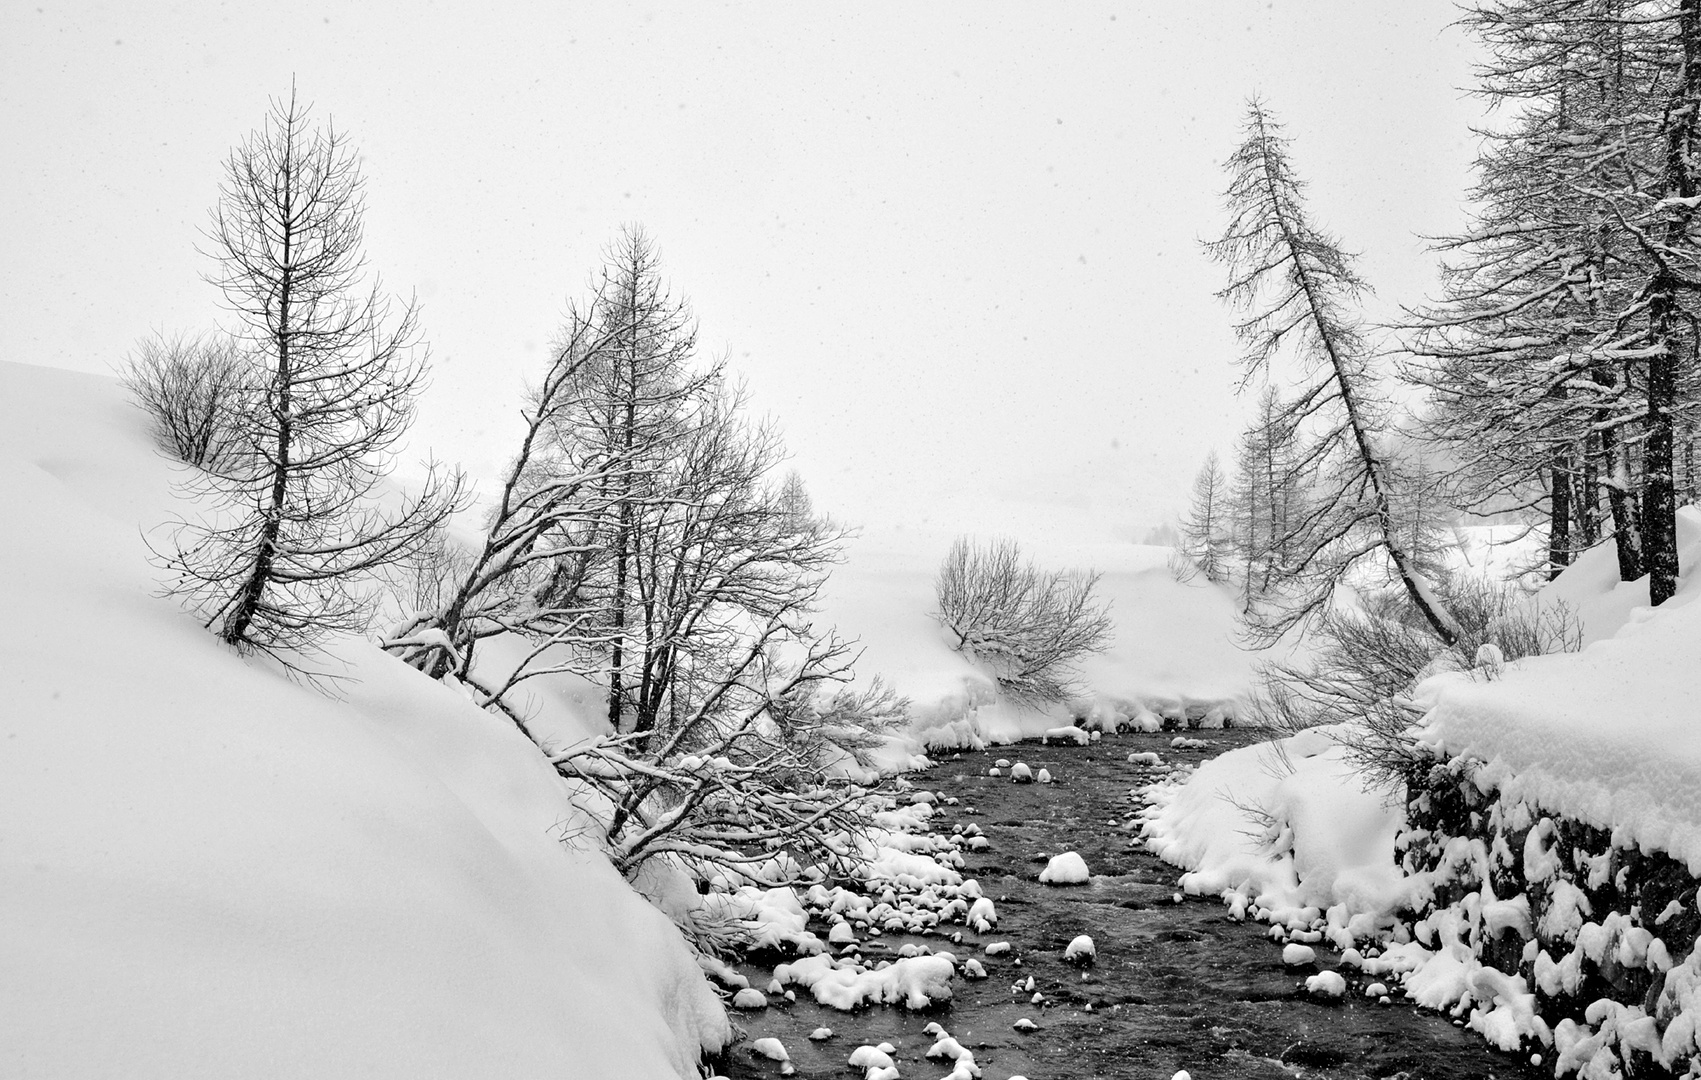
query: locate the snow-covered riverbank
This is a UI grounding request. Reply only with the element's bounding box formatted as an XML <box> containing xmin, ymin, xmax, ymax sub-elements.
<box><xmin>1139</xmin><ymin>510</ymin><xmax>1701</xmax><ymax>1078</ymax></box>
<box><xmin>0</xmin><ymin>362</ymin><xmax>729</xmax><ymax>1079</ymax></box>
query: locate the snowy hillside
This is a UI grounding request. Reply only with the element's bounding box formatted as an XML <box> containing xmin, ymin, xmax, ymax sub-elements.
<box><xmin>0</xmin><ymin>361</ymin><xmax>729</xmax><ymax>1079</ymax></box>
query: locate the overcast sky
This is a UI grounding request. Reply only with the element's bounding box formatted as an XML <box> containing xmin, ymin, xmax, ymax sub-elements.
<box><xmin>2</xmin><ymin>2</ymin><xmax>1487</xmax><ymax>545</ymax></box>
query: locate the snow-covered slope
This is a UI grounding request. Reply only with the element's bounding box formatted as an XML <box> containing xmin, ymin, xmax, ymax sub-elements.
<box><xmin>0</xmin><ymin>361</ymin><xmax>728</xmax><ymax>1079</ymax></box>
<box><xmin>818</xmin><ymin>527</ymin><xmax>1261</xmax><ymax>753</ymax></box>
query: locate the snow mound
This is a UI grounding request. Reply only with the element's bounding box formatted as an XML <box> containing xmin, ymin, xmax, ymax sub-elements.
<box><xmin>1141</xmin><ymin>726</ymin><xmax>1411</xmax><ymax>927</ymax></box>
<box><xmin>1065</xmin><ymin>934</ymin><xmax>1096</xmax><ymax>963</ymax></box>
<box><xmin>773</xmin><ymin>953</ymin><xmax>956</xmax><ymax>1010</ymax></box>
<box><xmin>1039</xmin><ymin>851</ymin><xmax>1090</xmax><ymax>885</ymax></box>
<box><xmin>1306</xmin><ymin>970</ymin><xmax>1347</xmax><ymax>999</ymax></box>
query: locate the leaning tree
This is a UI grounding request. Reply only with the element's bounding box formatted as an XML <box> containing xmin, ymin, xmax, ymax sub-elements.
<box><xmin>1207</xmin><ymin>101</ymin><xmax>1460</xmax><ymax>645</ymax></box>
<box><xmin>157</xmin><ymin>88</ymin><xmax>463</xmax><ymax>663</ymax></box>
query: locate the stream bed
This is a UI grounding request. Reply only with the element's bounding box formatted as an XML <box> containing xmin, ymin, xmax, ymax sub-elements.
<box><xmin>716</xmin><ymin>729</ymin><xmax>1548</xmax><ymax>1080</ymax></box>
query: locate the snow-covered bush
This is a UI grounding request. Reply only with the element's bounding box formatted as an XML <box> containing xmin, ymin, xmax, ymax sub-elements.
<box><xmin>1256</xmin><ymin>575</ymin><xmax>1579</xmax><ymax>793</ymax></box>
<box><xmin>933</xmin><ymin>537</ymin><xmax>1112</xmax><ymax>705</ymax></box>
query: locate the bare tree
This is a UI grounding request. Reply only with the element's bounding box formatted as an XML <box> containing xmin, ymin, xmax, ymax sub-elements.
<box><xmin>387</xmin><ymin>228</ymin><xmax>900</xmax><ymax>894</ymax></box>
<box><xmin>1227</xmin><ymin>383</ymin><xmax>1301</xmax><ymax>607</ymax></box>
<box><xmin>1207</xmin><ymin>101</ymin><xmax>1461</xmax><ymax>645</ymax></box>
<box><xmin>121</xmin><ymin>330</ymin><xmax>248</xmax><ymax>469</ymax></box>
<box><xmin>933</xmin><ymin>538</ymin><xmax>1113</xmax><ymax>706</ymax></box>
<box><xmin>382</xmin><ymin>284</ymin><xmax>633</xmax><ymax>704</ymax></box>
<box><xmin>157</xmin><ymin>88</ymin><xmax>464</xmax><ymax>662</ymax></box>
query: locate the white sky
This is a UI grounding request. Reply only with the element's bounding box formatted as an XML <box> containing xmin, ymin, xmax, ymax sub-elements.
<box><xmin>2</xmin><ymin>2</ymin><xmax>1486</xmax><ymax>545</ymax></box>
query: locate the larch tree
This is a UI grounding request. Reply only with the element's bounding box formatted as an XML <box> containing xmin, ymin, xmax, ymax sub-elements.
<box><xmin>158</xmin><ymin>88</ymin><xmax>463</xmax><ymax>662</ymax></box>
<box><xmin>1180</xmin><ymin>450</ymin><xmax>1231</xmax><ymax>584</ymax></box>
<box><xmin>1415</xmin><ymin>0</ymin><xmax>1701</xmax><ymax>601</ymax></box>
<box><xmin>1229</xmin><ymin>383</ymin><xmax>1301</xmax><ymax>607</ymax></box>
<box><xmin>1207</xmin><ymin>101</ymin><xmax>1461</xmax><ymax>645</ymax></box>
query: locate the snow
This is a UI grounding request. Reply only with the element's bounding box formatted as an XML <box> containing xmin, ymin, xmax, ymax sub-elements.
<box><xmin>0</xmin><ymin>362</ymin><xmax>728</xmax><ymax>1078</ymax></box>
<box><xmin>1413</xmin><ymin>506</ymin><xmax>1701</xmax><ymax>872</ymax></box>
<box><xmin>1282</xmin><ymin>943</ymin><xmax>1318</xmax><ymax>966</ymax></box>
<box><xmin>1141</xmin><ymin>726</ymin><xmax>1410</xmax><ymax>927</ymax></box>
<box><xmin>773</xmin><ymin>952</ymin><xmax>957</xmax><ymax>1010</ymax></box>
<box><xmin>814</xmin><ymin>528</ymin><xmax>1264</xmax><ymax>761</ymax></box>
<box><xmin>731</xmin><ymin>988</ymin><xmax>769</xmax><ymax>1009</ymax></box>
<box><xmin>1065</xmin><ymin>934</ymin><xmax>1096</xmax><ymax>962</ymax></box>
<box><xmin>699</xmin><ymin>885</ymin><xmax>826</xmax><ymax>955</ymax></box>
<box><xmin>1305</xmin><ymin>970</ymin><xmax>1347</xmax><ymax>998</ymax></box>
<box><xmin>848</xmin><ymin>1044</ymin><xmax>896</xmax><ymax>1070</ymax></box>
<box><xmin>1043</xmin><ymin>724</ymin><xmax>1091</xmax><ymax>744</ymax></box>
<box><xmin>1039</xmin><ymin>851</ymin><xmax>1091</xmax><ymax>885</ymax></box>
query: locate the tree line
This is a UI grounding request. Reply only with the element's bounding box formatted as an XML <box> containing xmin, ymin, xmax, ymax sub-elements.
<box><xmin>1182</xmin><ymin>0</ymin><xmax>1701</xmax><ymax>650</ymax></box>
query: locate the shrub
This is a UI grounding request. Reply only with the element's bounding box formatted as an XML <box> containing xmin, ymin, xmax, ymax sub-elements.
<box><xmin>120</xmin><ymin>330</ymin><xmax>248</xmax><ymax>469</ymax></box>
<box><xmin>933</xmin><ymin>538</ymin><xmax>1113</xmax><ymax>705</ymax></box>
<box><xmin>1256</xmin><ymin>574</ymin><xmax>1579</xmax><ymax>794</ymax></box>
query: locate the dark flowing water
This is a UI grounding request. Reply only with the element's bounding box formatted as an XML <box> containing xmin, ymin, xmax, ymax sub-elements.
<box><xmin>715</xmin><ymin>730</ymin><xmax>1547</xmax><ymax>1080</ymax></box>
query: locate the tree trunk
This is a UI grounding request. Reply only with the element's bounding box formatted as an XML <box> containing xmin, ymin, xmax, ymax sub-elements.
<box><xmin>1549</xmin><ymin>456</ymin><xmax>1573</xmax><ymax>580</ymax></box>
<box><xmin>1642</xmin><ymin>0</ymin><xmax>1700</xmax><ymax>606</ymax></box>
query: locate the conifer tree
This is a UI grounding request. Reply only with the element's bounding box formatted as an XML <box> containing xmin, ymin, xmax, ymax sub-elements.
<box><xmin>160</xmin><ymin>88</ymin><xmax>463</xmax><ymax>662</ymax></box>
<box><xmin>1208</xmin><ymin>102</ymin><xmax>1460</xmax><ymax>644</ymax></box>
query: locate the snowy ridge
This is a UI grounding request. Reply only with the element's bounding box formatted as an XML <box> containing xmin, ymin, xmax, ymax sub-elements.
<box><xmin>0</xmin><ymin>361</ymin><xmax>729</xmax><ymax>1079</ymax></box>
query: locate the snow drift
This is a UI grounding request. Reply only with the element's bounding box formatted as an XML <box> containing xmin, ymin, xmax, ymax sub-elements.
<box><xmin>0</xmin><ymin>361</ymin><xmax>728</xmax><ymax>1079</ymax></box>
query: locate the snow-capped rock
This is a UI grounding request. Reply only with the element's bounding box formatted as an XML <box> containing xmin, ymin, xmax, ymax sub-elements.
<box><xmin>1064</xmin><ymin>934</ymin><xmax>1096</xmax><ymax>965</ymax></box>
<box><xmin>1039</xmin><ymin>851</ymin><xmax>1090</xmax><ymax>885</ymax></box>
<box><xmin>1305</xmin><ymin>970</ymin><xmax>1347</xmax><ymax>999</ymax></box>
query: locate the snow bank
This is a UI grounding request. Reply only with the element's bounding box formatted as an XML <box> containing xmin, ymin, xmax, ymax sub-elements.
<box><xmin>1141</xmin><ymin>726</ymin><xmax>1410</xmax><ymax>927</ymax></box>
<box><xmin>1414</xmin><ymin>506</ymin><xmax>1701</xmax><ymax>872</ymax></box>
<box><xmin>0</xmin><ymin>361</ymin><xmax>728</xmax><ymax>1079</ymax></box>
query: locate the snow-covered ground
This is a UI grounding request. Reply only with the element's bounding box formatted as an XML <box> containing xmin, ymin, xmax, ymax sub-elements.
<box><xmin>0</xmin><ymin>361</ymin><xmax>729</xmax><ymax>1079</ymax></box>
<box><xmin>817</xmin><ymin>525</ymin><xmax>1263</xmax><ymax>760</ymax></box>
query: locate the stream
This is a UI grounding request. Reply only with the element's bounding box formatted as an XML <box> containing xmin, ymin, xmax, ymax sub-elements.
<box><xmin>715</xmin><ymin>729</ymin><xmax>1548</xmax><ymax>1080</ymax></box>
